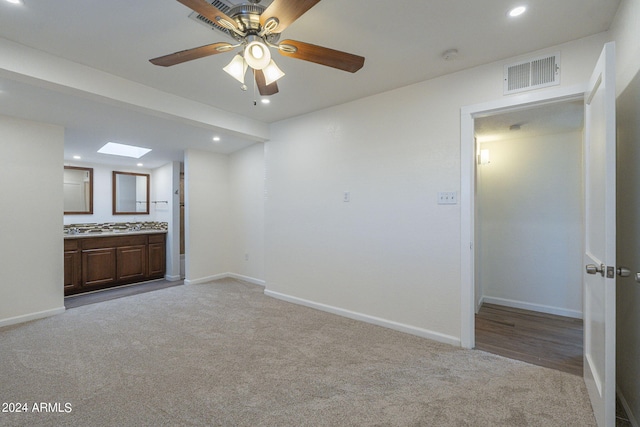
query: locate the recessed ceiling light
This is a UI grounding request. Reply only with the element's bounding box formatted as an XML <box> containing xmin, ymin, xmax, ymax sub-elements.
<box><xmin>213</xmin><ymin>136</ymin><xmax>221</xmax><ymax>142</ymax></box>
<box><xmin>137</xmin><ymin>163</ymin><xmax>144</xmax><ymax>167</ymax></box>
<box><xmin>261</xmin><ymin>99</ymin><xmax>271</xmax><ymax>104</ymax></box>
<box><xmin>508</xmin><ymin>6</ymin><xmax>527</xmax><ymax>17</ymax></box>
<box><xmin>73</xmin><ymin>155</ymin><xmax>81</xmax><ymax>160</ymax></box>
<box><xmin>5</xmin><ymin>0</ymin><xmax>23</xmax><ymax>4</ymax></box>
<box><xmin>97</xmin><ymin>142</ymin><xmax>151</xmax><ymax>159</ymax></box>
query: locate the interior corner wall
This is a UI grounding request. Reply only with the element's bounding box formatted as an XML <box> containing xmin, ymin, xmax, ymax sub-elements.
<box><xmin>477</xmin><ymin>131</ymin><xmax>583</xmax><ymax>318</ymax></box>
<box><xmin>0</xmin><ymin>115</ymin><xmax>65</xmax><ymax>326</ymax></box>
<box><xmin>228</xmin><ymin>143</ymin><xmax>265</xmax><ymax>284</ymax></box>
<box><xmin>183</xmin><ymin>149</ymin><xmax>231</xmax><ymax>284</ymax></box>
<box><xmin>152</xmin><ymin>161</ymin><xmax>181</xmax><ymax>281</ymax></box>
<box><xmin>611</xmin><ymin>0</ymin><xmax>640</xmax><ymax>96</ymax></box>
<box><xmin>264</xmin><ymin>33</ymin><xmax>607</xmax><ymax>345</ymax></box>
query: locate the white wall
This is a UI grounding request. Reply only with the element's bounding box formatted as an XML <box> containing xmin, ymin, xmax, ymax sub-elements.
<box><xmin>477</xmin><ymin>131</ymin><xmax>583</xmax><ymax>318</ymax></box>
<box><xmin>228</xmin><ymin>143</ymin><xmax>265</xmax><ymax>284</ymax></box>
<box><xmin>152</xmin><ymin>161</ymin><xmax>181</xmax><ymax>281</ymax></box>
<box><xmin>612</xmin><ymin>1</ymin><xmax>640</xmax><ymax>424</ymax></box>
<box><xmin>184</xmin><ymin>149</ymin><xmax>231</xmax><ymax>284</ymax></box>
<box><xmin>0</xmin><ymin>115</ymin><xmax>65</xmax><ymax>326</ymax></box>
<box><xmin>264</xmin><ymin>33</ymin><xmax>608</xmax><ymax>345</ymax></box>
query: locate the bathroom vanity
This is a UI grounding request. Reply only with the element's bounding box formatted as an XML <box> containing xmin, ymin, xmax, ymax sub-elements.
<box><xmin>64</xmin><ymin>230</ymin><xmax>166</xmax><ymax>296</ymax></box>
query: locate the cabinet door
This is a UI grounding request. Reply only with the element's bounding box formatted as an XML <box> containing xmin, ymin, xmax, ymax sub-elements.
<box><xmin>148</xmin><ymin>243</ymin><xmax>166</xmax><ymax>278</ymax></box>
<box><xmin>64</xmin><ymin>250</ymin><xmax>81</xmax><ymax>294</ymax></box>
<box><xmin>117</xmin><ymin>245</ymin><xmax>147</xmax><ymax>282</ymax></box>
<box><xmin>82</xmin><ymin>248</ymin><xmax>117</xmax><ymax>287</ymax></box>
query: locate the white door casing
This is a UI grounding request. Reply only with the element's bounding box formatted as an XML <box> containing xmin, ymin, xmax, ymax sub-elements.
<box><xmin>583</xmin><ymin>41</ymin><xmax>616</xmax><ymax>427</ymax></box>
<box><xmin>460</xmin><ymin>84</ymin><xmax>587</xmax><ymax>349</ymax></box>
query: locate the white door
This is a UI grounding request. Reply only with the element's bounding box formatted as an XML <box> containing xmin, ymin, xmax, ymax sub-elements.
<box><xmin>583</xmin><ymin>42</ymin><xmax>616</xmax><ymax>427</ymax></box>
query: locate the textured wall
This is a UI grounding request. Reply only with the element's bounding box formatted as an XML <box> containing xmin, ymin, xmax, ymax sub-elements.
<box><xmin>0</xmin><ymin>115</ymin><xmax>64</xmax><ymax>325</ymax></box>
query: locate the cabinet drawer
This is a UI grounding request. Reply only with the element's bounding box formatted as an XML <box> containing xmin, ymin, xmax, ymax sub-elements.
<box><xmin>64</xmin><ymin>239</ymin><xmax>79</xmax><ymax>251</ymax></box>
<box><xmin>81</xmin><ymin>234</ymin><xmax>147</xmax><ymax>249</ymax></box>
<box><xmin>148</xmin><ymin>233</ymin><xmax>166</xmax><ymax>244</ymax></box>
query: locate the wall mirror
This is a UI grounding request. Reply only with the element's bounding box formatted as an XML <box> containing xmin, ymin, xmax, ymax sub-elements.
<box><xmin>64</xmin><ymin>166</ymin><xmax>93</xmax><ymax>215</ymax></box>
<box><xmin>112</xmin><ymin>171</ymin><xmax>150</xmax><ymax>215</ymax></box>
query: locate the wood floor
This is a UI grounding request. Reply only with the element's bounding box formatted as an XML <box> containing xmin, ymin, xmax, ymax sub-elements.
<box><xmin>475</xmin><ymin>303</ymin><xmax>583</xmax><ymax>376</ymax></box>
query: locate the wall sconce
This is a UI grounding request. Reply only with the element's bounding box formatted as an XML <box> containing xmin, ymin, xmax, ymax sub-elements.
<box><xmin>479</xmin><ymin>149</ymin><xmax>490</xmax><ymax>165</ymax></box>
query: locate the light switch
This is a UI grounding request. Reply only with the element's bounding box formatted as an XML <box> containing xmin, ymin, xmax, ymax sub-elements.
<box><xmin>438</xmin><ymin>191</ymin><xmax>457</xmax><ymax>205</ymax></box>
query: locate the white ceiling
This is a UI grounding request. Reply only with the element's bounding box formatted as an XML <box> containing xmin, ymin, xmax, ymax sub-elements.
<box><xmin>475</xmin><ymin>100</ymin><xmax>585</xmax><ymax>143</ymax></box>
<box><xmin>0</xmin><ymin>0</ymin><xmax>620</xmax><ymax>168</ymax></box>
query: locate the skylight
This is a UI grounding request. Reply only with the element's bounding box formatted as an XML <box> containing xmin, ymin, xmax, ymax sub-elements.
<box><xmin>97</xmin><ymin>142</ymin><xmax>151</xmax><ymax>159</ymax></box>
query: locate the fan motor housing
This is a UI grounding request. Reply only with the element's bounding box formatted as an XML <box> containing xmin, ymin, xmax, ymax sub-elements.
<box><xmin>228</xmin><ymin>3</ymin><xmax>280</xmax><ymax>43</ymax></box>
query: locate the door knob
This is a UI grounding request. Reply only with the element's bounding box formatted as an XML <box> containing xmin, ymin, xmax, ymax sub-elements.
<box><xmin>617</xmin><ymin>266</ymin><xmax>631</xmax><ymax>277</ymax></box>
<box><xmin>586</xmin><ymin>264</ymin><xmax>604</xmax><ymax>276</ymax></box>
<box><xmin>636</xmin><ymin>272</ymin><xmax>640</xmax><ymax>283</ymax></box>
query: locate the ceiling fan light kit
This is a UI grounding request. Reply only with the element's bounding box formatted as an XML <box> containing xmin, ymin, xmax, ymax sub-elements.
<box><xmin>222</xmin><ymin>53</ymin><xmax>248</xmax><ymax>83</ymax></box>
<box><xmin>244</xmin><ymin>37</ymin><xmax>272</xmax><ymax>70</ymax></box>
<box><xmin>262</xmin><ymin>60</ymin><xmax>285</xmax><ymax>85</ymax></box>
<box><xmin>150</xmin><ymin>0</ymin><xmax>365</xmax><ymax>96</ymax></box>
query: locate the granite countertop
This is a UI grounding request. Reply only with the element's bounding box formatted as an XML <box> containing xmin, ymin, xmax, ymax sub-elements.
<box><xmin>64</xmin><ymin>229</ymin><xmax>167</xmax><ymax>239</ymax></box>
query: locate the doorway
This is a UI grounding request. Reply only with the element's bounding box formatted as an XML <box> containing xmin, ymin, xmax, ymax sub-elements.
<box><xmin>471</xmin><ymin>100</ymin><xmax>585</xmax><ymax>374</ymax></box>
<box><xmin>459</xmin><ymin>86</ymin><xmax>588</xmax><ymax>349</ymax></box>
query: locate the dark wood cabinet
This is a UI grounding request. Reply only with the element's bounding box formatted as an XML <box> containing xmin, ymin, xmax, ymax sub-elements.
<box><xmin>63</xmin><ymin>240</ymin><xmax>81</xmax><ymax>293</ymax></box>
<box><xmin>148</xmin><ymin>233</ymin><xmax>166</xmax><ymax>278</ymax></box>
<box><xmin>64</xmin><ymin>232</ymin><xmax>166</xmax><ymax>296</ymax></box>
<box><xmin>82</xmin><ymin>248</ymin><xmax>117</xmax><ymax>287</ymax></box>
<box><xmin>117</xmin><ymin>245</ymin><xmax>147</xmax><ymax>282</ymax></box>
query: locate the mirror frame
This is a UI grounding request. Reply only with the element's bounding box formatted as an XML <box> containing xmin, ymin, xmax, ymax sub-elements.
<box><xmin>64</xmin><ymin>166</ymin><xmax>94</xmax><ymax>215</ymax></box>
<box><xmin>112</xmin><ymin>171</ymin><xmax>150</xmax><ymax>215</ymax></box>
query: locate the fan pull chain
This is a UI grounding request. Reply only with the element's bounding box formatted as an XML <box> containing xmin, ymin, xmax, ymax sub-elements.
<box><xmin>253</xmin><ymin>75</ymin><xmax>258</xmax><ymax>106</ymax></box>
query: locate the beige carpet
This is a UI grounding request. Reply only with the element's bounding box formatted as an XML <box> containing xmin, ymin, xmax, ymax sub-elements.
<box><xmin>0</xmin><ymin>278</ymin><xmax>595</xmax><ymax>426</ymax></box>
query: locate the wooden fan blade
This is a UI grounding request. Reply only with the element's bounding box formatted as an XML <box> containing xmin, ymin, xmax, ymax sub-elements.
<box><xmin>254</xmin><ymin>69</ymin><xmax>279</xmax><ymax>96</ymax></box>
<box><xmin>177</xmin><ymin>0</ymin><xmax>239</xmax><ymax>30</ymax></box>
<box><xmin>150</xmin><ymin>42</ymin><xmax>233</xmax><ymax>67</ymax></box>
<box><xmin>260</xmin><ymin>0</ymin><xmax>321</xmax><ymax>33</ymax></box>
<box><xmin>278</xmin><ymin>39</ymin><xmax>365</xmax><ymax>73</ymax></box>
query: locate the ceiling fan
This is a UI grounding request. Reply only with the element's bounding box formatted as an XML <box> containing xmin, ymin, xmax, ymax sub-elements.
<box><xmin>150</xmin><ymin>0</ymin><xmax>365</xmax><ymax>96</ymax></box>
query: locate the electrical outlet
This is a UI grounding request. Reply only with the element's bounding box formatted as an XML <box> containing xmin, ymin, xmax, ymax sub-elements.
<box><xmin>343</xmin><ymin>191</ymin><xmax>351</xmax><ymax>202</ymax></box>
<box><xmin>438</xmin><ymin>191</ymin><xmax>458</xmax><ymax>205</ymax></box>
<box><xmin>244</xmin><ymin>253</ymin><xmax>249</xmax><ymax>261</ymax></box>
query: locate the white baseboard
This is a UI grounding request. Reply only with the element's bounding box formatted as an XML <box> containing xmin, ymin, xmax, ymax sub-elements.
<box><xmin>184</xmin><ymin>273</ymin><xmax>265</xmax><ymax>287</ymax></box>
<box><xmin>164</xmin><ymin>274</ymin><xmax>182</xmax><ymax>281</ymax></box>
<box><xmin>264</xmin><ymin>289</ymin><xmax>460</xmax><ymax>347</ymax></box>
<box><xmin>617</xmin><ymin>386</ymin><xmax>639</xmax><ymax>427</ymax></box>
<box><xmin>476</xmin><ymin>296</ymin><xmax>484</xmax><ymax>314</ymax></box>
<box><xmin>481</xmin><ymin>296</ymin><xmax>582</xmax><ymax>319</ymax></box>
<box><xmin>184</xmin><ymin>273</ymin><xmax>230</xmax><ymax>285</ymax></box>
<box><xmin>227</xmin><ymin>273</ymin><xmax>265</xmax><ymax>287</ymax></box>
<box><xmin>0</xmin><ymin>306</ymin><xmax>65</xmax><ymax>329</ymax></box>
